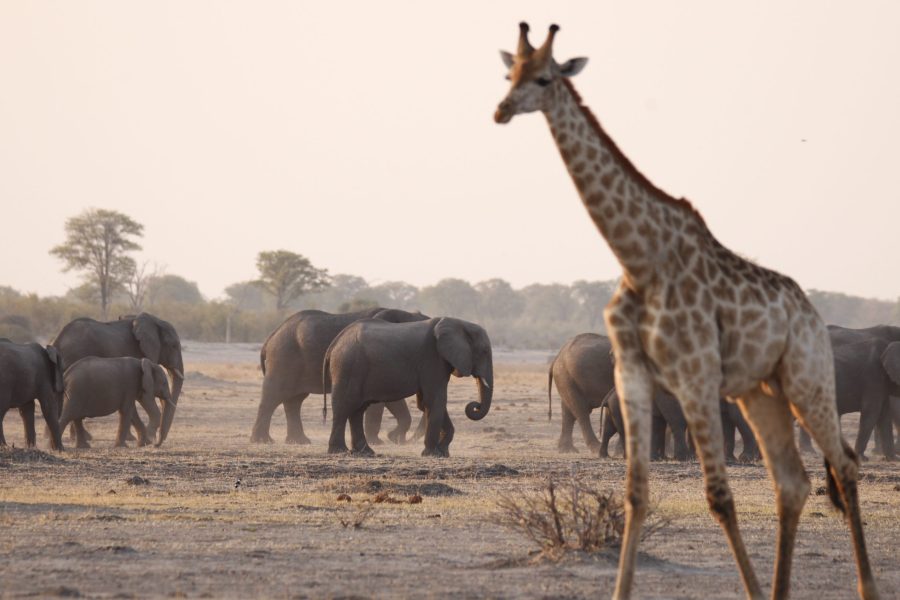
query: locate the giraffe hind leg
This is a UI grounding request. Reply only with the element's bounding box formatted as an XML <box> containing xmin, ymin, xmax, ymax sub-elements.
<box><xmin>780</xmin><ymin>342</ymin><xmax>879</xmax><ymax>600</ymax></box>
<box><xmin>736</xmin><ymin>388</ymin><xmax>810</xmax><ymax>600</ymax></box>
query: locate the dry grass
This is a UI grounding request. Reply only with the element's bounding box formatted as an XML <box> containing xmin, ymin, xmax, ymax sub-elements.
<box><xmin>1</xmin><ymin>346</ymin><xmax>898</xmax><ymax>599</ymax></box>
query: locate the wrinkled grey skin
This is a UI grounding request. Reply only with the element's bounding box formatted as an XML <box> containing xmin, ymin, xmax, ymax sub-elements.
<box><xmin>51</xmin><ymin>313</ymin><xmax>183</xmax><ymax>446</ymax></box>
<box><xmin>324</xmin><ymin>317</ymin><xmax>493</xmax><ymax>457</ymax></box>
<box><xmin>0</xmin><ymin>339</ymin><xmax>64</xmax><ymax>450</ymax></box>
<box><xmin>799</xmin><ymin>337</ymin><xmax>899</xmax><ymax>460</ymax></box>
<box><xmin>601</xmin><ymin>388</ymin><xmax>760</xmax><ymax>462</ymax></box>
<box><xmin>60</xmin><ymin>357</ymin><xmax>171</xmax><ymax>448</ymax></box>
<box><xmin>547</xmin><ymin>333</ymin><xmax>614</xmax><ymax>453</ymax></box>
<box><xmin>250</xmin><ymin>308</ymin><xmax>428</xmax><ymax>445</ymax></box>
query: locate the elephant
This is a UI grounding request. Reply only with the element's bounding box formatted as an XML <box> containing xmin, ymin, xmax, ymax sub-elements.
<box><xmin>323</xmin><ymin>317</ymin><xmax>493</xmax><ymax>457</ymax></box>
<box><xmin>250</xmin><ymin>307</ymin><xmax>428</xmax><ymax>445</ymax></box>
<box><xmin>59</xmin><ymin>357</ymin><xmax>172</xmax><ymax>448</ymax></box>
<box><xmin>547</xmin><ymin>333</ymin><xmax>614</xmax><ymax>453</ymax></box>
<box><xmin>601</xmin><ymin>388</ymin><xmax>760</xmax><ymax>462</ymax></box>
<box><xmin>0</xmin><ymin>339</ymin><xmax>64</xmax><ymax>450</ymax></box>
<box><xmin>50</xmin><ymin>312</ymin><xmax>184</xmax><ymax>446</ymax></box>
<box><xmin>798</xmin><ymin>337</ymin><xmax>899</xmax><ymax>460</ymax></box>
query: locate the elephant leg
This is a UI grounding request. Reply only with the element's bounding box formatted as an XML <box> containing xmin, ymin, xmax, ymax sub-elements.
<box><xmin>18</xmin><ymin>401</ymin><xmax>36</xmax><ymax>448</ymax></box>
<box><xmin>855</xmin><ymin>407</ymin><xmax>880</xmax><ymax>460</ymax></box>
<box><xmin>574</xmin><ymin>406</ymin><xmax>602</xmax><ymax>454</ymax></box>
<box><xmin>650</xmin><ymin>414</ymin><xmax>667</xmax><ymax>461</ymax></box>
<box><xmin>875</xmin><ymin>401</ymin><xmax>895</xmax><ymax>461</ymax></box>
<box><xmin>327</xmin><ymin>400</ymin><xmax>350</xmax><ymax>454</ymax></box>
<box><xmin>131</xmin><ymin>410</ymin><xmax>151</xmax><ymax>447</ymax></box>
<box><xmin>73</xmin><ymin>419</ymin><xmax>91</xmax><ymax>449</ymax></box>
<box><xmin>598</xmin><ymin>407</ymin><xmax>617</xmax><ymax>458</ymax></box>
<box><xmin>136</xmin><ymin>393</ymin><xmax>160</xmax><ymax>441</ymax></box>
<box><xmin>250</xmin><ymin>384</ymin><xmax>281</xmax><ymax>444</ymax></box>
<box><xmin>422</xmin><ymin>394</ymin><xmax>448</xmax><ymax>458</ymax></box>
<box><xmin>363</xmin><ymin>403</ymin><xmax>386</xmax><ymax>445</ymax></box>
<box><xmin>722</xmin><ymin>406</ymin><xmax>738</xmax><ymax>462</ymax></box>
<box><xmin>36</xmin><ymin>396</ymin><xmax>62</xmax><ymax>451</ymax></box>
<box><xmin>733</xmin><ymin>409</ymin><xmax>761</xmax><ymax>462</ymax></box>
<box><xmin>797</xmin><ymin>424</ymin><xmax>814</xmax><ymax>453</ymax></box>
<box><xmin>385</xmin><ymin>399</ymin><xmax>412</xmax><ymax>445</ymax></box>
<box><xmin>0</xmin><ymin>408</ymin><xmax>7</xmax><ymax>446</ymax></box>
<box><xmin>115</xmin><ymin>402</ymin><xmax>137</xmax><ymax>447</ymax></box>
<box><xmin>437</xmin><ymin>412</ymin><xmax>455</xmax><ymax>457</ymax></box>
<box><xmin>348</xmin><ymin>406</ymin><xmax>374</xmax><ymax>457</ymax></box>
<box><xmin>283</xmin><ymin>394</ymin><xmax>311</xmax><ymax>445</ymax></box>
<box><xmin>557</xmin><ymin>405</ymin><xmax>578</xmax><ymax>453</ymax></box>
<box><xmin>671</xmin><ymin>421</ymin><xmax>692</xmax><ymax>461</ymax></box>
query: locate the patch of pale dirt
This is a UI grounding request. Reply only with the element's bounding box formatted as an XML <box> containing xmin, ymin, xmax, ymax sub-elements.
<box><xmin>1</xmin><ymin>343</ymin><xmax>898</xmax><ymax>599</ymax></box>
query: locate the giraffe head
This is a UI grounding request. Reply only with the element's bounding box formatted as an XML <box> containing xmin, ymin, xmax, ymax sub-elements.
<box><xmin>494</xmin><ymin>23</ymin><xmax>588</xmax><ymax>124</ymax></box>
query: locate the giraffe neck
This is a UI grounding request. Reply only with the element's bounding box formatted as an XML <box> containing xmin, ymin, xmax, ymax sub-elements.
<box><xmin>543</xmin><ymin>79</ymin><xmax>710</xmax><ymax>290</ymax></box>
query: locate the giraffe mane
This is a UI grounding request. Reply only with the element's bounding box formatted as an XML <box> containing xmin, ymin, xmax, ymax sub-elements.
<box><xmin>560</xmin><ymin>78</ymin><xmax>708</xmax><ymax>228</ymax></box>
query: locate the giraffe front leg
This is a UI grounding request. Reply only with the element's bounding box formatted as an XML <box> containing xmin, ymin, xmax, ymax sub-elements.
<box><xmin>677</xmin><ymin>383</ymin><xmax>763</xmax><ymax>600</ymax></box>
<box><xmin>605</xmin><ymin>290</ymin><xmax>655</xmax><ymax>600</ymax></box>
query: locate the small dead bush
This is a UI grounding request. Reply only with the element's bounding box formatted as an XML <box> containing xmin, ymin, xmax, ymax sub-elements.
<box><xmin>338</xmin><ymin>502</ymin><xmax>376</xmax><ymax>529</ymax></box>
<box><xmin>495</xmin><ymin>477</ymin><xmax>666</xmax><ymax>559</ymax></box>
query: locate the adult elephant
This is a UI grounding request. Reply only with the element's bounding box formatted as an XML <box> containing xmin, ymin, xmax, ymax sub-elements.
<box><xmin>799</xmin><ymin>337</ymin><xmax>899</xmax><ymax>460</ymax></box>
<box><xmin>547</xmin><ymin>333</ymin><xmax>614</xmax><ymax>453</ymax></box>
<box><xmin>50</xmin><ymin>313</ymin><xmax>183</xmax><ymax>447</ymax></box>
<box><xmin>601</xmin><ymin>389</ymin><xmax>760</xmax><ymax>462</ymax></box>
<box><xmin>324</xmin><ymin>317</ymin><xmax>493</xmax><ymax>457</ymax></box>
<box><xmin>0</xmin><ymin>339</ymin><xmax>64</xmax><ymax>450</ymax></box>
<box><xmin>250</xmin><ymin>307</ymin><xmax>428</xmax><ymax>445</ymax></box>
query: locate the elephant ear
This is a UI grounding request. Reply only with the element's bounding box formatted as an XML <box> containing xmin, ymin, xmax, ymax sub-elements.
<box><xmin>45</xmin><ymin>345</ymin><xmax>64</xmax><ymax>393</ymax></box>
<box><xmin>882</xmin><ymin>342</ymin><xmax>900</xmax><ymax>387</ymax></box>
<box><xmin>141</xmin><ymin>358</ymin><xmax>155</xmax><ymax>402</ymax></box>
<box><xmin>434</xmin><ymin>318</ymin><xmax>473</xmax><ymax>377</ymax></box>
<box><xmin>133</xmin><ymin>314</ymin><xmax>161</xmax><ymax>362</ymax></box>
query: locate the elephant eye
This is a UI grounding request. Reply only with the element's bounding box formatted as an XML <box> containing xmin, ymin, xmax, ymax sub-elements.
<box><xmin>536</xmin><ymin>77</ymin><xmax>552</xmax><ymax>87</ymax></box>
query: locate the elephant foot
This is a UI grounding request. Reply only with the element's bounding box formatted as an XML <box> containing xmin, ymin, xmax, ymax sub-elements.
<box><xmin>284</xmin><ymin>433</ymin><xmax>312</xmax><ymax>445</ymax></box>
<box><xmin>350</xmin><ymin>445</ymin><xmax>375</xmax><ymax>457</ymax></box>
<box><xmin>674</xmin><ymin>453</ymin><xmax>692</xmax><ymax>462</ymax></box>
<box><xmin>738</xmin><ymin>452</ymin><xmax>759</xmax><ymax>463</ymax></box>
<box><xmin>387</xmin><ymin>429</ymin><xmax>406</xmax><ymax>445</ymax></box>
<box><xmin>421</xmin><ymin>447</ymin><xmax>448</xmax><ymax>458</ymax></box>
<box><xmin>557</xmin><ymin>441</ymin><xmax>578</xmax><ymax>454</ymax></box>
<box><xmin>249</xmin><ymin>432</ymin><xmax>275</xmax><ymax>444</ymax></box>
<box><xmin>327</xmin><ymin>444</ymin><xmax>349</xmax><ymax>455</ymax></box>
<box><xmin>367</xmin><ymin>436</ymin><xmax>384</xmax><ymax>446</ymax></box>
<box><xmin>76</xmin><ymin>441</ymin><xmax>91</xmax><ymax>449</ymax></box>
<box><xmin>136</xmin><ymin>437</ymin><xmax>151</xmax><ymax>448</ymax></box>
<box><xmin>858</xmin><ymin>453</ymin><xmax>870</xmax><ymax>462</ymax></box>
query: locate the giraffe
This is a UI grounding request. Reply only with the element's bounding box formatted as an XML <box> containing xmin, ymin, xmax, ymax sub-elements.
<box><xmin>494</xmin><ymin>23</ymin><xmax>879</xmax><ymax>600</ymax></box>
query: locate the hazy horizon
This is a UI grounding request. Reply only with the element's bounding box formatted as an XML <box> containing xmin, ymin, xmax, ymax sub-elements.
<box><xmin>2</xmin><ymin>2</ymin><xmax>899</xmax><ymax>302</ymax></box>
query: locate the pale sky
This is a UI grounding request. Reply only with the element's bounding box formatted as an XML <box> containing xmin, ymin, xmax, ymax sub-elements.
<box><xmin>2</xmin><ymin>2</ymin><xmax>899</xmax><ymax>301</ymax></box>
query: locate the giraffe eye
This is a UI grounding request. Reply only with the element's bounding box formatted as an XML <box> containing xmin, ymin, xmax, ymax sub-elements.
<box><xmin>536</xmin><ymin>77</ymin><xmax>552</xmax><ymax>87</ymax></box>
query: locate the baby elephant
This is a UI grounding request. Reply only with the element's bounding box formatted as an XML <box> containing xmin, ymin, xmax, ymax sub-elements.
<box><xmin>60</xmin><ymin>357</ymin><xmax>172</xmax><ymax>448</ymax></box>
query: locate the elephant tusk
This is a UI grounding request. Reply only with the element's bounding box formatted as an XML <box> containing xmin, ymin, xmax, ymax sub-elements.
<box><xmin>172</xmin><ymin>369</ymin><xmax>184</xmax><ymax>379</ymax></box>
<box><xmin>479</xmin><ymin>378</ymin><xmax>491</xmax><ymax>390</ymax></box>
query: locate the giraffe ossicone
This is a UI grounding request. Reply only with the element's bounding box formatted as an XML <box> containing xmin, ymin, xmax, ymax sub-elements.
<box><xmin>495</xmin><ymin>22</ymin><xmax>879</xmax><ymax>600</ymax></box>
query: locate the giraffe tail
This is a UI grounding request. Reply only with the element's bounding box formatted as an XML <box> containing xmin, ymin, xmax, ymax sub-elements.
<box><xmin>824</xmin><ymin>440</ymin><xmax>859</xmax><ymax>515</ymax></box>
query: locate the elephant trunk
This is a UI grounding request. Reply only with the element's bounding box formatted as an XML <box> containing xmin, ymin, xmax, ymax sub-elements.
<box><xmin>465</xmin><ymin>374</ymin><xmax>493</xmax><ymax>421</ymax></box>
<box><xmin>155</xmin><ymin>397</ymin><xmax>177</xmax><ymax>447</ymax></box>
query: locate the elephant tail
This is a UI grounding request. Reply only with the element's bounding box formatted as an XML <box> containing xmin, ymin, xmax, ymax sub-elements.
<box><xmin>547</xmin><ymin>361</ymin><xmax>554</xmax><ymax>421</ymax></box>
<box><xmin>322</xmin><ymin>355</ymin><xmax>329</xmax><ymax>424</ymax></box>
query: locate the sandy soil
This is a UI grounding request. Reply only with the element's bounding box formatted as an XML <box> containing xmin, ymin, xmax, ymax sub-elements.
<box><xmin>1</xmin><ymin>343</ymin><xmax>898</xmax><ymax>599</ymax></box>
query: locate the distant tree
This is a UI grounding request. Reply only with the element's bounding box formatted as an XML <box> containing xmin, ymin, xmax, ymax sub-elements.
<box><xmin>570</xmin><ymin>279</ymin><xmax>617</xmax><ymax>331</ymax></box>
<box><xmin>338</xmin><ymin>298</ymin><xmax>380</xmax><ymax>313</ymax></box>
<box><xmin>224</xmin><ymin>281</ymin><xmax>274</xmax><ymax>312</ymax></box>
<box><xmin>418</xmin><ymin>278</ymin><xmax>480</xmax><ymax>320</ymax></box>
<box><xmin>125</xmin><ymin>261</ymin><xmax>165</xmax><ymax>312</ymax></box>
<box><xmin>146</xmin><ymin>274</ymin><xmax>204</xmax><ymax>306</ymax></box>
<box><xmin>304</xmin><ymin>274</ymin><xmax>371</xmax><ymax>312</ymax></box>
<box><xmin>50</xmin><ymin>208</ymin><xmax>144</xmax><ymax>319</ymax></box>
<box><xmin>369</xmin><ymin>281</ymin><xmax>420</xmax><ymax>310</ymax></box>
<box><xmin>254</xmin><ymin>250</ymin><xmax>330</xmax><ymax>311</ymax></box>
<box><xmin>475</xmin><ymin>278</ymin><xmax>524</xmax><ymax>321</ymax></box>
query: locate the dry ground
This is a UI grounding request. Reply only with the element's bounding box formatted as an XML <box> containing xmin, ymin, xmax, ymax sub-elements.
<box><xmin>1</xmin><ymin>343</ymin><xmax>898</xmax><ymax>599</ymax></box>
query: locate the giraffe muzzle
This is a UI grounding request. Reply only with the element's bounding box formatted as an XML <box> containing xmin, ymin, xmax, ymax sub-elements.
<box><xmin>494</xmin><ymin>101</ymin><xmax>514</xmax><ymax>124</ymax></box>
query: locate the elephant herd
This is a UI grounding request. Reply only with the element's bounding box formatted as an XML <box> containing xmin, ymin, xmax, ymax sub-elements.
<box><xmin>1</xmin><ymin>307</ymin><xmax>897</xmax><ymax>461</ymax></box>
<box><xmin>549</xmin><ymin>328</ymin><xmax>900</xmax><ymax>462</ymax></box>
<box><xmin>0</xmin><ymin>313</ymin><xmax>183</xmax><ymax>450</ymax></box>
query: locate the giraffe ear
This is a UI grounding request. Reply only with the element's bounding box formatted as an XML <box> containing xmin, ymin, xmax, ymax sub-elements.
<box><xmin>500</xmin><ymin>50</ymin><xmax>515</xmax><ymax>69</ymax></box>
<box><xmin>559</xmin><ymin>57</ymin><xmax>588</xmax><ymax>77</ymax></box>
